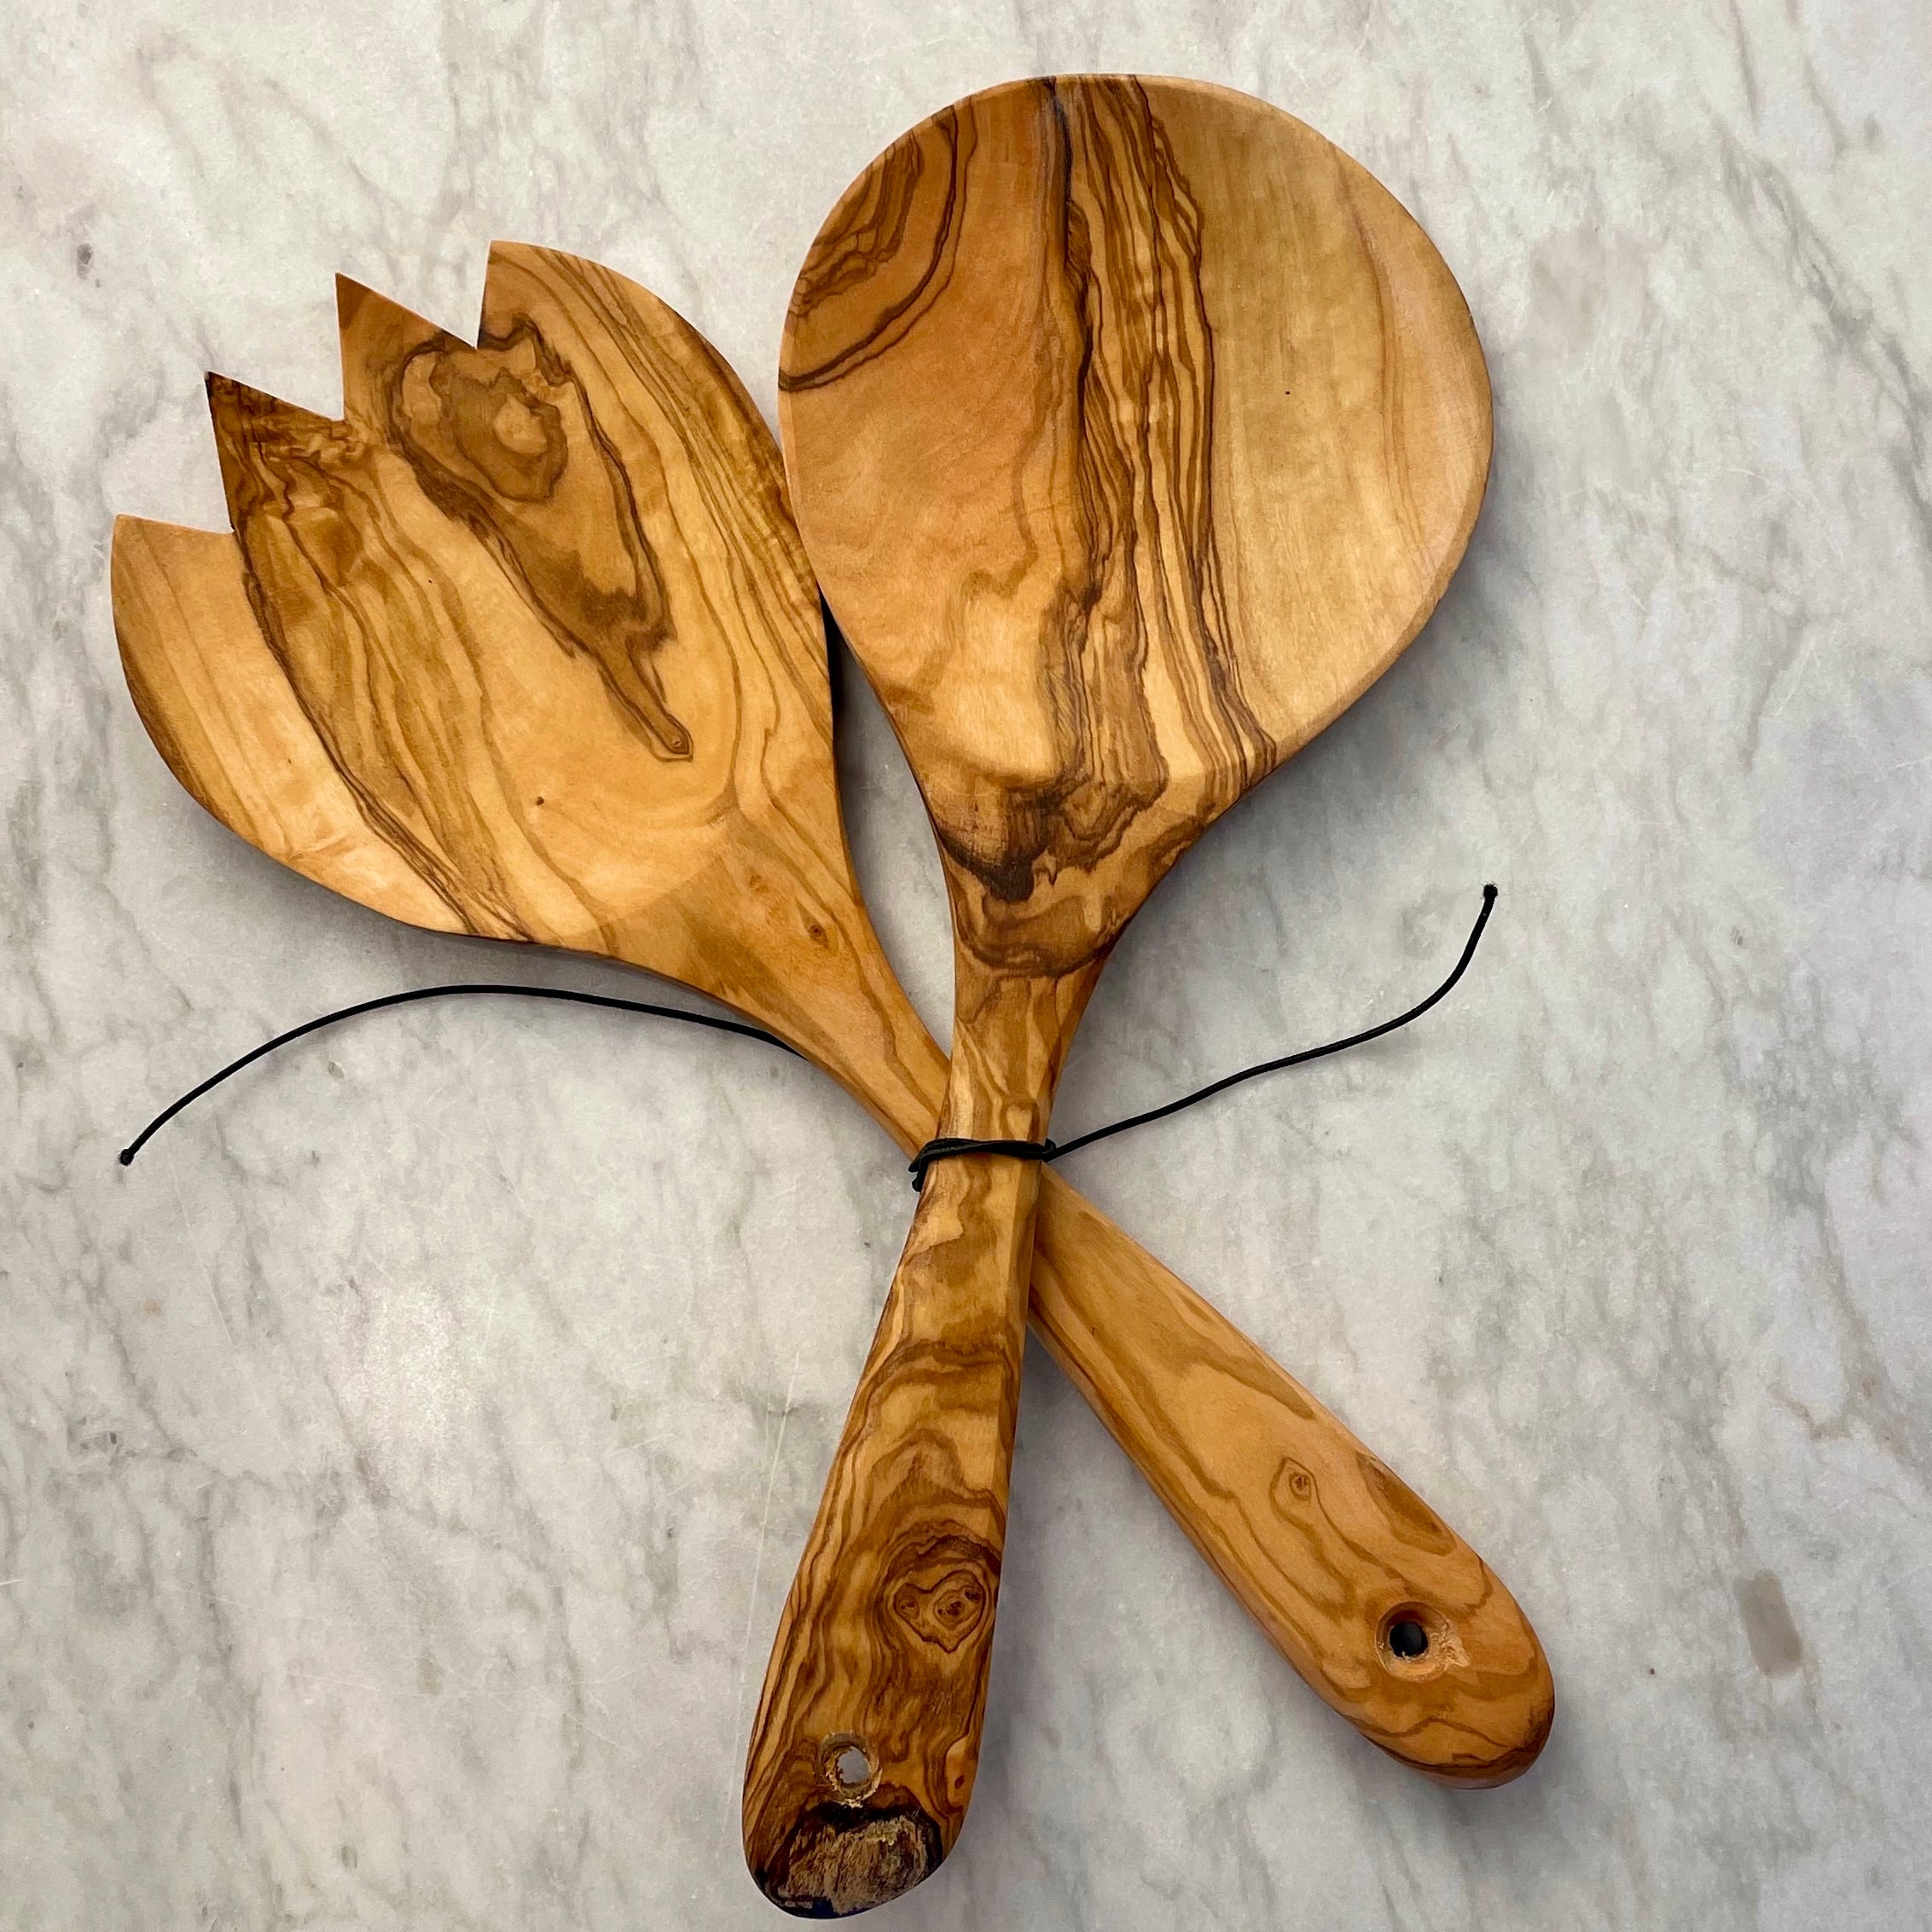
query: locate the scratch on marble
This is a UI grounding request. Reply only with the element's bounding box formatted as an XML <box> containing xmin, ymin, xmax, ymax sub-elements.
<box><xmin>562</xmin><ymin>1713</ymin><xmax>647</xmax><ymax>1763</ymax></box>
<box><xmin>736</xmin><ymin>1340</ymin><xmax>804</xmax><ymax>1713</ymax></box>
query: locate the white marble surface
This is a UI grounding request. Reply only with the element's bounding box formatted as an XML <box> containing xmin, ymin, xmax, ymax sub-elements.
<box><xmin>3</xmin><ymin>2</ymin><xmax>1929</xmax><ymax>1925</ymax></box>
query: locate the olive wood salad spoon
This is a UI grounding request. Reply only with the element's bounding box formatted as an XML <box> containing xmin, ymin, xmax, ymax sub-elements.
<box><xmin>110</xmin><ymin>243</ymin><xmax>1552</xmax><ymax>1900</ymax></box>
<box><xmin>751</xmin><ymin>77</ymin><xmax>1547</xmax><ymax>1910</ymax></box>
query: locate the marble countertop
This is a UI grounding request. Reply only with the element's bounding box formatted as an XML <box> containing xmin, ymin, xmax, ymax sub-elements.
<box><xmin>4</xmin><ymin>3</ymin><xmax>1929</xmax><ymax>1926</ymax></box>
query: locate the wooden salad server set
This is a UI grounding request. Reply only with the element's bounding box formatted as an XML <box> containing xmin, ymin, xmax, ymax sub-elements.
<box><xmin>113</xmin><ymin>73</ymin><xmax>1550</xmax><ymax>1920</ymax></box>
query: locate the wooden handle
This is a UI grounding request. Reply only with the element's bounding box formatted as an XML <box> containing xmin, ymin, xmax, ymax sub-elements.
<box><xmin>741</xmin><ymin>1150</ymin><xmax>1039</xmax><ymax>1915</ymax></box>
<box><xmin>764</xmin><ymin>935</ymin><xmax>1552</xmax><ymax>1792</ymax></box>
<box><xmin>1027</xmin><ymin>1174</ymin><xmax>1553</xmax><ymax>1784</ymax></box>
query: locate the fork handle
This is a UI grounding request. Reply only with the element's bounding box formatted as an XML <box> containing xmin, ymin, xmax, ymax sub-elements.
<box><xmin>1029</xmin><ymin>1172</ymin><xmax>1553</xmax><ymax>1784</ymax></box>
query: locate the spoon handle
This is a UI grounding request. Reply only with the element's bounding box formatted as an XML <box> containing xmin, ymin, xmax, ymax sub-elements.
<box><xmin>740</xmin><ymin>1148</ymin><xmax>1037</xmax><ymax>1916</ymax></box>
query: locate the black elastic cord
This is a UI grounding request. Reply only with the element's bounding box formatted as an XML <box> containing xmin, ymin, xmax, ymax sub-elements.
<box><xmin>905</xmin><ymin>885</ymin><xmax>1497</xmax><ymax>1189</ymax></box>
<box><xmin>120</xmin><ymin>888</ymin><xmax>1497</xmax><ymax>1180</ymax></box>
<box><xmin>906</xmin><ymin>1136</ymin><xmax>1059</xmax><ymax>1192</ymax></box>
<box><xmin>117</xmin><ymin>983</ymin><xmax>796</xmax><ymax>1167</ymax></box>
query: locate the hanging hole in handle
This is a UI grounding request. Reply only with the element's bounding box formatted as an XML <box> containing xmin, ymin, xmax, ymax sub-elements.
<box><xmin>1378</xmin><ymin>1604</ymin><xmax>1462</xmax><ymax>1680</ymax></box>
<box><xmin>820</xmin><ymin>1732</ymin><xmax>879</xmax><ymax>1802</ymax></box>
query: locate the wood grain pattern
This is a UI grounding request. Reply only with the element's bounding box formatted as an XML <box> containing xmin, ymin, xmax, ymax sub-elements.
<box><xmin>740</xmin><ymin>943</ymin><xmax>1108</xmax><ymax>1910</ymax></box>
<box><xmin>740</xmin><ymin>1150</ymin><xmax>1036</xmax><ymax>1913</ymax></box>
<box><xmin>112</xmin><ymin>240</ymin><xmax>1550</xmax><ymax>1905</ymax></box>
<box><xmin>766</xmin><ymin>76</ymin><xmax>1519</xmax><ymax>1908</ymax></box>
<box><xmin>780</xmin><ymin>76</ymin><xmax>1493</xmax><ymax>975</ymax></box>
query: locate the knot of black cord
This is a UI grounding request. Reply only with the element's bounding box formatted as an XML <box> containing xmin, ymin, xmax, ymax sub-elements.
<box><xmin>118</xmin><ymin>885</ymin><xmax>1499</xmax><ymax>1180</ymax></box>
<box><xmin>906</xmin><ymin>1136</ymin><xmax>1059</xmax><ymax>1192</ymax></box>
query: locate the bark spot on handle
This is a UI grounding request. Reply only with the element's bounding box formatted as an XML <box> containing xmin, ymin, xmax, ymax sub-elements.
<box><xmin>755</xmin><ymin>1795</ymin><xmax>944</xmax><ymax>1918</ymax></box>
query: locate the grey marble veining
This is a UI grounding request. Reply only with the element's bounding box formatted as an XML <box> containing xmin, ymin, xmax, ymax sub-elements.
<box><xmin>3</xmin><ymin>2</ymin><xmax>1929</xmax><ymax>1926</ymax></box>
